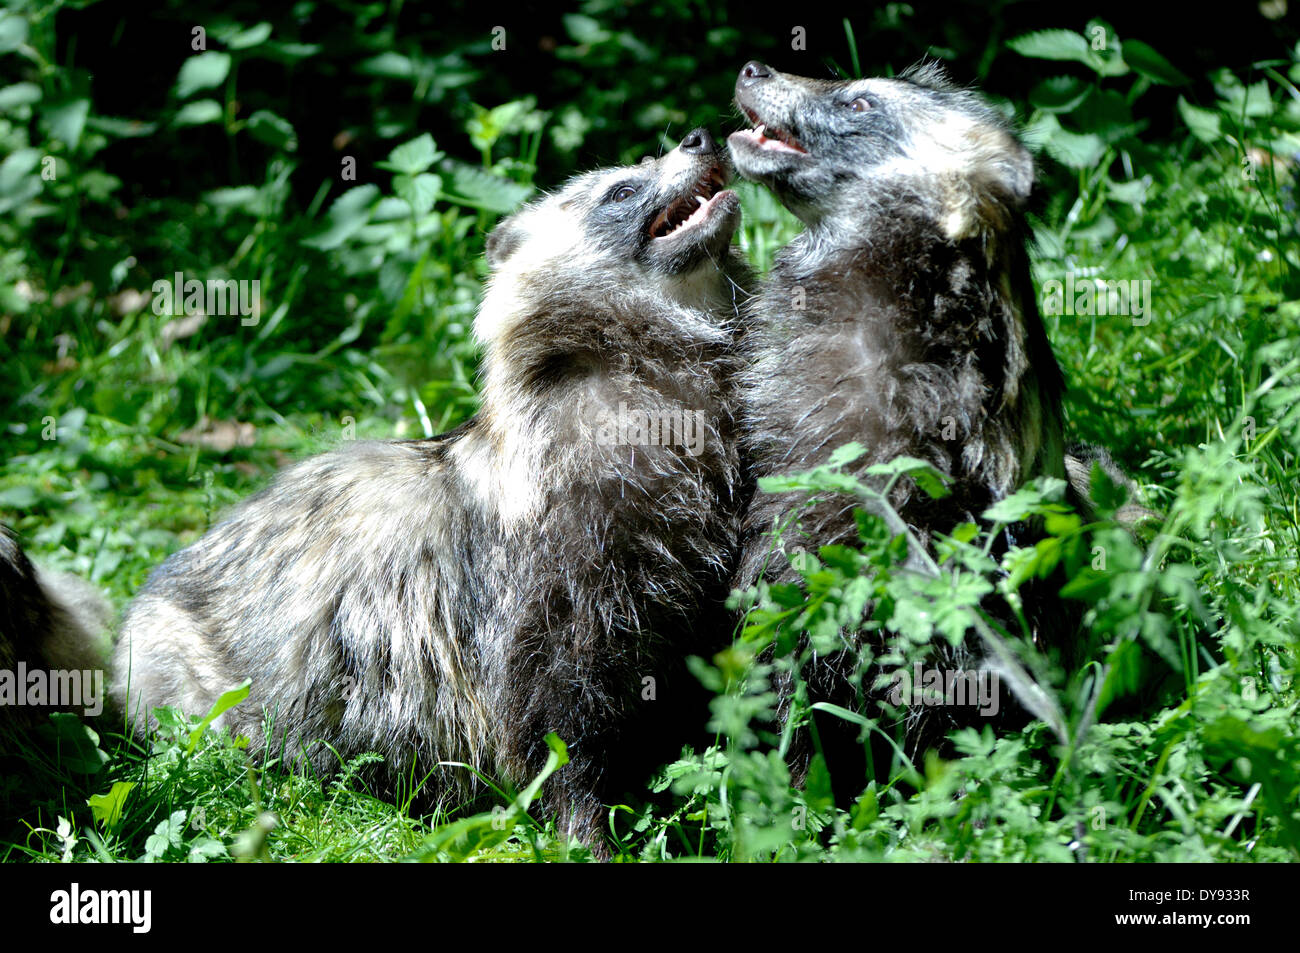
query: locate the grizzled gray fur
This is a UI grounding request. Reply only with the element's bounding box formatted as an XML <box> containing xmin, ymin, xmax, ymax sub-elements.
<box><xmin>113</xmin><ymin>129</ymin><xmax>751</xmax><ymax>851</ymax></box>
<box><xmin>727</xmin><ymin>62</ymin><xmax>1068</xmax><ymax>768</ymax></box>
<box><xmin>1</xmin><ymin>525</ymin><xmax>112</xmax><ymax>724</ymax></box>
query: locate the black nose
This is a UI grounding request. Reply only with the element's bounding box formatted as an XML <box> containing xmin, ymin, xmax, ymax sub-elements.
<box><xmin>679</xmin><ymin>127</ymin><xmax>716</xmax><ymax>155</ymax></box>
<box><xmin>739</xmin><ymin>61</ymin><xmax>772</xmax><ymax>87</ymax></box>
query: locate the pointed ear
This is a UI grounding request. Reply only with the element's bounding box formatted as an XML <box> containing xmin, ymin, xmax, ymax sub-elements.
<box><xmin>990</xmin><ymin>132</ymin><xmax>1035</xmax><ymax>207</ymax></box>
<box><xmin>485</xmin><ymin>215</ymin><xmax>524</xmax><ymax>270</ymax></box>
<box><xmin>1000</xmin><ymin>136</ymin><xmax>1035</xmax><ymax>206</ymax></box>
<box><xmin>965</xmin><ymin>127</ymin><xmax>1034</xmax><ymax>209</ymax></box>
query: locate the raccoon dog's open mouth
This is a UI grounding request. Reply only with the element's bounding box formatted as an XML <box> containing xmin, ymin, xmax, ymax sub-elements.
<box><xmin>733</xmin><ymin>106</ymin><xmax>808</xmax><ymax>155</ymax></box>
<box><xmin>649</xmin><ymin>166</ymin><xmax>735</xmax><ymax>240</ymax></box>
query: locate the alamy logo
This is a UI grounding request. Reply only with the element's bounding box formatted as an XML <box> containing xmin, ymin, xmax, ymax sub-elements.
<box><xmin>595</xmin><ymin>402</ymin><xmax>706</xmax><ymax>457</ymax></box>
<box><xmin>49</xmin><ymin>883</ymin><xmax>151</xmax><ymax>933</ymax></box>
<box><xmin>1041</xmin><ymin>271</ymin><xmax>1153</xmax><ymax>326</ymax></box>
<box><xmin>151</xmin><ymin>270</ymin><xmax>261</xmax><ymax>325</ymax></box>
<box><xmin>887</xmin><ymin>663</ymin><xmax>1000</xmax><ymax>716</ymax></box>
<box><xmin>0</xmin><ymin>664</ymin><xmax>104</xmax><ymax>716</ymax></box>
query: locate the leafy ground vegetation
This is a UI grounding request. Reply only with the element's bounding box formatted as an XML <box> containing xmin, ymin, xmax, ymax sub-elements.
<box><xmin>1</xmin><ymin>2</ymin><xmax>1298</xmax><ymax>862</ymax></box>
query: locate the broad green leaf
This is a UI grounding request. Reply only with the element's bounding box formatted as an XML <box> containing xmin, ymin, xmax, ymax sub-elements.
<box><xmin>186</xmin><ymin>680</ymin><xmax>251</xmax><ymax>754</ymax></box>
<box><xmin>828</xmin><ymin>442</ymin><xmax>868</xmax><ymax>467</ymax></box>
<box><xmin>393</xmin><ymin>172</ymin><xmax>442</xmax><ymax>216</ymax></box>
<box><xmin>1008</xmin><ymin>29</ymin><xmax>1091</xmax><ymax>65</ymax></box>
<box><xmin>302</xmin><ymin>184</ymin><xmax>380</xmax><ymax>250</ymax></box>
<box><xmin>86</xmin><ymin>115</ymin><xmax>156</xmax><ymax>137</ymax></box>
<box><xmin>0</xmin><ymin>484</ymin><xmax>38</xmax><ymax>508</ymax></box>
<box><xmin>45</xmin><ymin>99</ymin><xmax>90</xmax><ymax>150</ymax></box>
<box><xmin>227</xmin><ymin>22</ymin><xmax>272</xmax><ymax>50</ymax></box>
<box><xmin>1121</xmin><ymin>40</ymin><xmax>1189</xmax><ymax>85</ymax></box>
<box><xmin>357</xmin><ymin>52</ymin><xmax>414</xmax><ymax>78</ymax></box>
<box><xmin>440</xmin><ymin>160</ymin><xmax>534</xmax><ymax>213</ymax></box>
<box><xmin>175</xmin><ymin>52</ymin><xmax>232</xmax><ymax>99</ymax></box>
<box><xmin>0</xmin><ymin>82</ymin><xmax>41</xmax><ymax>112</ymax></box>
<box><xmin>1177</xmin><ymin>97</ymin><xmax>1221</xmax><ymax>144</ymax></box>
<box><xmin>381</xmin><ymin>133</ymin><xmax>442</xmax><ymax>175</ymax></box>
<box><xmin>1028</xmin><ymin>76</ymin><xmax>1089</xmax><ymax>114</ymax></box>
<box><xmin>1044</xmin><ymin>124</ymin><xmax>1107</xmax><ymax>169</ymax></box>
<box><xmin>0</xmin><ymin>12</ymin><xmax>28</xmax><ymax>52</ymax></box>
<box><xmin>44</xmin><ymin>713</ymin><xmax>110</xmax><ymax>773</ymax></box>
<box><xmin>88</xmin><ymin>781</ymin><xmax>136</xmax><ymax>830</ymax></box>
<box><xmin>563</xmin><ymin>13</ymin><xmax>611</xmax><ymax>45</ymax></box>
<box><xmin>204</xmin><ymin>186</ymin><xmax>259</xmax><ymax>208</ymax></box>
<box><xmin>173</xmin><ymin>99</ymin><xmax>223</xmax><ymax>126</ymax></box>
<box><xmin>246</xmin><ymin>109</ymin><xmax>297</xmax><ymax>151</ymax></box>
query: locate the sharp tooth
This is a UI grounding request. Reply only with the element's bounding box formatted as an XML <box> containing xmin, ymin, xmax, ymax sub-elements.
<box><xmin>696</xmin><ymin>195</ymin><xmax>707</xmax><ymax>207</ymax></box>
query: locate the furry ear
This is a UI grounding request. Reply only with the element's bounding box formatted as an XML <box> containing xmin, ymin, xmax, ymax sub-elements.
<box><xmin>900</xmin><ymin>60</ymin><xmax>955</xmax><ymax>91</ymax></box>
<box><xmin>485</xmin><ymin>217</ymin><xmax>523</xmax><ymax>269</ymax></box>
<box><xmin>997</xmin><ymin>135</ymin><xmax>1035</xmax><ymax>206</ymax></box>
<box><xmin>975</xmin><ymin>130</ymin><xmax>1035</xmax><ymax>208</ymax></box>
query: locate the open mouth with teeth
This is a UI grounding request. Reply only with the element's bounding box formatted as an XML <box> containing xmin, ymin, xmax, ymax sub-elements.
<box><xmin>733</xmin><ymin>106</ymin><xmax>808</xmax><ymax>155</ymax></box>
<box><xmin>649</xmin><ymin>165</ymin><xmax>734</xmax><ymax>240</ymax></box>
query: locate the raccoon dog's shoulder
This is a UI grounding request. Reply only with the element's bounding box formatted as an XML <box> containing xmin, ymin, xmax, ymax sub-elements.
<box><xmin>114</xmin><ymin>128</ymin><xmax>751</xmax><ymax>853</ymax></box>
<box><xmin>725</xmin><ymin>62</ymin><xmax>1071</xmax><ymax>769</ymax></box>
<box><xmin>727</xmin><ymin>61</ymin><xmax>1065</xmax><ymax>585</ymax></box>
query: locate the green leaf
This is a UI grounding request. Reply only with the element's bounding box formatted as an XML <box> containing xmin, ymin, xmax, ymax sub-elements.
<box><xmin>1008</xmin><ymin>29</ymin><xmax>1092</xmax><ymax>65</ymax></box>
<box><xmin>380</xmin><ymin>133</ymin><xmax>442</xmax><ymax>176</ymax></box>
<box><xmin>85</xmin><ymin>115</ymin><xmax>156</xmax><ymax>138</ymax></box>
<box><xmin>173</xmin><ymin>99</ymin><xmax>223</xmax><ymax>127</ymax></box>
<box><xmin>186</xmin><ymin>680</ymin><xmax>251</xmax><ymax>754</ymax></box>
<box><xmin>175</xmin><ymin>52</ymin><xmax>232</xmax><ymax>99</ymax></box>
<box><xmin>246</xmin><ymin>109</ymin><xmax>297</xmax><ymax>151</ymax></box>
<box><xmin>0</xmin><ymin>82</ymin><xmax>41</xmax><ymax>112</ymax></box>
<box><xmin>45</xmin><ymin>99</ymin><xmax>90</xmax><ymax>150</ymax></box>
<box><xmin>1177</xmin><ymin>97</ymin><xmax>1221</xmax><ymax>144</ymax></box>
<box><xmin>43</xmin><ymin>713</ymin><xmax>109</xmax><ymax>774</ymax></box>
<box><xmin>467</xmin><ymin>98</ymin><xmax>544</xmax><ymax>153</ymax></box>
<box><xmin>87</xmin><ymin>781</ymin><xmax>136</xmax><ymax>831</ymax></box>
<box><xmin>828</xmin><ymin>442</ymin><xmax>868</xmax><ymax>468</ymax></box>
<box><xmin>357</xmin><ymin>52</ymin><xmax>414</xmax><ymax>78</ymax></box>
<box><xmin>204</xmin><ymin>186</ymin><xmax>259</xmax><ymax>208</ymax></box>
<box><xmin>262</xmin><ymin>41</ymin><xmax>322</xmax><ymax>62</ymax></box>
<box><xmin>187</xmin><ymin>838</ymin><xmax>228</xmax><ymax>862</ymax></box>
<box><xmin>563</xmin><ymin>13</ymin><xmax>611</xmax><ymax>45</ymax></box>
<box><xmin>227</xmin><ymin>22</ymin><xmax>272</xmax><ymax>50</ymax></box>
<box><xmin>1120</xmin><ymin>40</ymin><xmax>1189</xmax><ymax>86</ymax></box>
<box><xmin>0</xmin><ymin>484</ymin><xmax>38</xmax><ymax>508</ymax></box>
<box><xmin>863</xmin><ymin>456</ymin><xmax>951</xmax><ymax>499</ymax></box>
<box><xmin>393</xmin><ymin>172</ymin><xmax>442</xmax><ymax>216</ymax></box>
<box><xmin>1044</xmin><ymin>123</ymin><xmax>1107</xmax><ymax>169</ymax></box>
<box><xmin>144</xmin><ymin>810</ymin><xmax>188</xmax><ymax>861</ymax></box>
<box><xmin>982</xmin><ymin>478</ymin><xmax>1067</xmax><ymax>523</ymax></box>
<box><xmin>803</xmin><ymin>753</ymin><xmax>835</xmax><ymax>813</ymax></box>
<box><xmin>439</xmin><ymin>160</ymin><xmax>534</xmax><ymax>213</ymax></box>
<box><xmin>1028</xmin><ymin>76</ymin><xmax>1090</xmax><ymax>114</ymax></box>
<box><xmin>0</xmin><ymin>12</ymin><xmax>29</xmax><ymax>53</ymax></box>
<box><xmin>1105</xmin><ymin>176</ymin><xmax>1150</xmax><ymax>207</ymax></box>
<box><xmin>809</xmin><ymin>701</ymin><xmax>873</xmax><ymax>727</ymax></box>
<box><xmin>302</xmin><ymin>184</ymin><xmax>380</xmax><ymax>250</ymax></box>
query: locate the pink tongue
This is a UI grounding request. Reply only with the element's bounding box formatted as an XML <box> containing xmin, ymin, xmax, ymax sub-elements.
<box><xmin>748</xmin><ymin>124</ymin><xmax>800</xmax><ymax>153</ymax></box>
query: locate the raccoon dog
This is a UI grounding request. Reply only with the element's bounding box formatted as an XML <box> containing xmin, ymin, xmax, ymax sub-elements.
<box><xmin>113</xmin><ymin>129</ymin><xmax>750</xmax><ymax>850</ymax></box>
<box><xmin>727</xmin><ymin>62</ymin><xmax>1069</xmax><ymax>772</ymax></box>
<box><xmin>1</xmin><ymin>526</ymin><xmax>112</xmax><ymax>725</ymax></box>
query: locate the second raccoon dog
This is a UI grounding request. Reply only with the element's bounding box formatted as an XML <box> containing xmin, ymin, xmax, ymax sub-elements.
<box><xmin>113</xmin><ymin>129</ymin><xmax>749</xmax><ymax>850</ymax></box>
<box><xmin>1</xmin><ymin>526</ymin><xmax>112</xmax><ymax>726</ymax></box>
<box><xmin>728</xmin><ymin>63</ymin><xmax>1067</xmax><ymax>761</ymax></box>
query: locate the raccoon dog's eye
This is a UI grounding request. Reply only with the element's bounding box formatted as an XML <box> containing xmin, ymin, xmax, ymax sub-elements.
<box><xmin>845</xmin><ymin>97</ymin><xmax>873</xmax><ymax>112</ymax></box>
<box><xmin>610</xmin><ymin>185</ymin><xmax>639</xmax><ymax>203</ymax></box>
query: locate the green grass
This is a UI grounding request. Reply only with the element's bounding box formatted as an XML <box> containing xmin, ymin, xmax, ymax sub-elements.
<box><xmin>2</xmin><ymin>7</ymin><xmax>1298</xmax><ymax>861</ymax></box>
